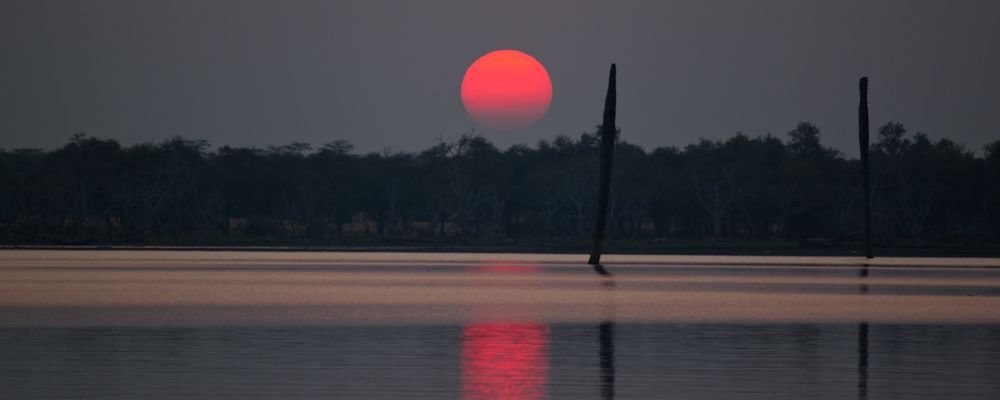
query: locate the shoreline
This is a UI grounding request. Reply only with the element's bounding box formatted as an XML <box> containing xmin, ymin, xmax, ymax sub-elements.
<box><xmin>2</xmin><ymin>243</ymin><xmax>999</xmax><ymax>255</ymax></box>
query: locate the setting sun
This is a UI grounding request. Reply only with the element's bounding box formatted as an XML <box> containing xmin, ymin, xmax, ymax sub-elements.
<box><xmin>461</xmin><ymin>49</ymin><xmax>552</xmax><ymax>131</ymax></box>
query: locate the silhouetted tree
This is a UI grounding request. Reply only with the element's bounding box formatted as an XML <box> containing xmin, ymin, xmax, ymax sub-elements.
<box><xmin>1</xmin><ymin>126</ymin><xmax>997</xmax><ymax>250</ymax></box>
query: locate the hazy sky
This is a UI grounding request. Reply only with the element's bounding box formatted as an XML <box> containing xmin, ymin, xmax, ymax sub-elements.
<box><xmin>2</xmin><ymin>0</ymin><xmax>998</xmax><ymax>156</ymax></box>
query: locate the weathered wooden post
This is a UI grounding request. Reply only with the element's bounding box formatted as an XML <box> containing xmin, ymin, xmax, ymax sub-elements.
<box><xmin>859</xmin><ymin>77</ymin><xmax>873</xmax><ymax>259</ymax></box>
<box><xmin>588</xmin><ymin>64</ymin><xmax>617</xmax><ymax>272</ymax></box>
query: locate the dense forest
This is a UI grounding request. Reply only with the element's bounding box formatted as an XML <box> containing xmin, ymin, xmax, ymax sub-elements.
<box><xmin>2</xmin><ymin>122</ymin><xmax>999</xmax><ymax>252</ymax></box>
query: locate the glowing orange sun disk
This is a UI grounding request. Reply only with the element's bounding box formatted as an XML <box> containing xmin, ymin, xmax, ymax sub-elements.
<box><xmin>461</xmin><ymin>50</ymin><xmax>553</xmax><ymax>131</ymax></box>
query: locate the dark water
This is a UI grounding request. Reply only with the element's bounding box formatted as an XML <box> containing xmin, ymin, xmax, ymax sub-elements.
<box><xmin>3</xmin><ymin>323</ymin><xmax>999</xmax><ymax>399</ymax></box>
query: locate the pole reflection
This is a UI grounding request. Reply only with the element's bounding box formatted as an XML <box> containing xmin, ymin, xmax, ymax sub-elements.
<box><xmin>858</xmin><ymin>322</ymin><xmax>869</xmax><ymax>400</ymax></box>
<box><xmin>599</xmin><ymin>273</ymin><xmax>616</xmax><ymax>400</ymax></box>
<box><xmin>858</xmin><ymin>265</ymin><xmax>869</xmax><ymax>294</ymax></box>
<box><xmin>461</xmin><ymin>323</ymin><xmax>549</xmax><ymax>400</ymax></box>
<box><xmin>858</xmin><ymin>265</ymin><xmax>869</xmax><ymax>400</ymax></box>
<box><xmin>599</xmin><ymin>321</ymin><xmax>616</xmax><ymax>400</ymax></box>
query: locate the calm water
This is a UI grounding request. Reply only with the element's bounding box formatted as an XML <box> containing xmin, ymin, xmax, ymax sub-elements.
<box><xmin>3</xmin><ymin>324</ymin><xmax>1000</xmax><ymax>399</ymax></box>
<box><xmin>2</xmin><ymin>251</ymin><xmax>1000</xmax><ymax>399</ymax></box>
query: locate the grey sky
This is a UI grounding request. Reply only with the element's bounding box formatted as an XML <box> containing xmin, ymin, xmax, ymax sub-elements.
<box><xmin>2</xmin><ymin>0</ymin><xmax>998</xmax><ymax>156</ymax></box>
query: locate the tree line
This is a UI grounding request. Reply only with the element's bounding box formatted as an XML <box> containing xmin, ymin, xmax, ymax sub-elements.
<box><xmin>2</xmin><ymin>122</ymin><xmax>998</xmax><ymax>249</ymax></box>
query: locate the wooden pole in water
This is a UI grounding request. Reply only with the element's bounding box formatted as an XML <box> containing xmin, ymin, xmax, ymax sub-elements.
<box><xmin>859</xmin><ymin>77</ymin><xmax>873</xmax><ymax>259</ymax></box>
<box><xmin>588</xmin><ymin>64</ymin><xmax>617</xmax><ymax>270</ymax></box>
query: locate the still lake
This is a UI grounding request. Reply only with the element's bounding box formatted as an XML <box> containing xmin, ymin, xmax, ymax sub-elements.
<box><xmin>2</xmin><ymin>251</ymin><xmax>1000</xmax><ymax>399</ymax></box>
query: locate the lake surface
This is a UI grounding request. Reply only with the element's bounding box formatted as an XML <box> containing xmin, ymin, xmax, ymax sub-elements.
<box><xmin>2</xmin><ymin>251</ymin><xmax>1000</xmax><ymax>399</ymax></box>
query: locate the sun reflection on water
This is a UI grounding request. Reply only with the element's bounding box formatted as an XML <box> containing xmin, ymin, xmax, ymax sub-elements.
<box><xmin>461</xmin><ymin>323</ymin><xmax>549</xmax><ymax>400</ymax></box>
<box><xmin>461</xmin><ymin>262</ymin><xmax>549</xmax><ymax>399</ymax></box>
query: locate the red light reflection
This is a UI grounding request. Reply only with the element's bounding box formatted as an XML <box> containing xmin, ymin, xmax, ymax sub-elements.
<box><xmin>461</xmin><ymin>323</ymin><xmax>549</xmax><ymax>400</ymax></box>
<box><xmin>473</xmin><ymin>263</ymin><xmax>541</xmax><ymax>273</ymax></box>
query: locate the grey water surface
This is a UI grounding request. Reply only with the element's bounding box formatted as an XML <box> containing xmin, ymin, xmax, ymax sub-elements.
<box><xmin>3</xmin><ymin>251</ymin><xmax>1000</xmax><ymax>399</ymax></box>
<box><xmin>2</xmin><ymin>324</ymin><xmax>1000</xmax><ymax>399</ymax></box>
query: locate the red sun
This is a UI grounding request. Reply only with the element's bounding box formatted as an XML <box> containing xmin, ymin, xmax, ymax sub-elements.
<box><xmin>461</xmin><ymin>50</ymin><xmax>553</xmax><ymax>131</ymax></box>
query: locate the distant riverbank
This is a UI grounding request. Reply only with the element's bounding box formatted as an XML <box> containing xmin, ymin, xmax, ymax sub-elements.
<box><xmin>3</xmin><ymin>240</ymin><xmax>1000</xmax><ymax>258</ymax></box>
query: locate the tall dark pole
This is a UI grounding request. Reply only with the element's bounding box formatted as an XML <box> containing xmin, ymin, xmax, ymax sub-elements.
<box><xmin>588</xmin><ymin>64</ymin><xmax>617</xmax><ymax>270</ymax></box>
<box><xmin>859</xmin><ymin>77</ymin><xmax>873</xmax><ymax>259</ymax></box>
